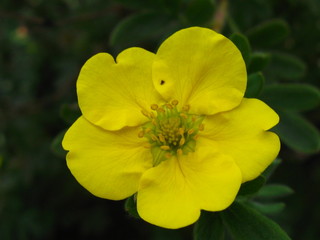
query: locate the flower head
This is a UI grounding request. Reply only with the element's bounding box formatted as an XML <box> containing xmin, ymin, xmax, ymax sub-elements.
<box><xmin>62</xmin><ymin>27</ymin><xmax>280</xmax><ymax>229</ymax></box>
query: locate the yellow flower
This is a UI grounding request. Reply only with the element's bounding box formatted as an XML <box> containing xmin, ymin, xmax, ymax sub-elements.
<box><xmin>62</xmin><ymin>27</ymin><xmax>280</xmax><ymax>229</ymax></box>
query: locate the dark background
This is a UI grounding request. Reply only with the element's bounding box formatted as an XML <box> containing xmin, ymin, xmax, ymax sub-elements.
<box><xmin>0</xmin><ymin>0</ymin><xmax>319</xmax><ymax>239</ymax></box>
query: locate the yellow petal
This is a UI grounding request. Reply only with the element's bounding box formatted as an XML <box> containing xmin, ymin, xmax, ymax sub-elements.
<box><xmin>198</xmin><ymin>98</ymin><xmax>280</xmax><ymax>182</ymax></box>
<box><xmin>77</xmin><ymin>48</ymin><xmax>163</xmax><ymax>131</ymax></box>
<box><xmin>152</xmin><ymin>27</ymin><xmax>246</xmax><ymax>115</ymax></box>
<box><xmin>137</xmin><ymin>147</ymin><xmax>241</xmax><ymax>229</ymax></box>
<box><xmin>62</xmin><ymin>116</ymin><xmax>152</xmax><ymax>200</ymax></box>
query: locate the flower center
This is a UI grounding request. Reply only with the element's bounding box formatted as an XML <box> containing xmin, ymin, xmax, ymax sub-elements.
<box><xmin>139</xmin><ymin>100</ymin><xmax>204</xmax><ymax>166</ymax></box>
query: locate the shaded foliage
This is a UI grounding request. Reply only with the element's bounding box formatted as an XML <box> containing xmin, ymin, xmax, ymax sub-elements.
<box><xmin>0</xmin><ymin>0</ymin><xmax>319</xmax><ymax>239</ymax></box>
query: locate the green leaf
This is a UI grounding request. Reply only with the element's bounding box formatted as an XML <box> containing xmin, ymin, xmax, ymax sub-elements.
<box><xmin>248</xmin><ymin>52</ymin><xmax>271</xmax><ymax>73</ymax></box>
<box><xmin>110</xmin><ymin>12</ymin><xmax>173</xmax><ymax>51</ymax></box>
<box><xmin>248</xmin><ymin>202</ymin><xmax>286</xmax><ymax>216</ymax></box>
<box><xmin>245</xmin><ymin>72</ymin><xmax>265</xmax><ymax>98</ymax></box>
<box><xmin>262</xmin><ymin>158</ymin><xmax>282</xmax><ymax>179</ymax></box>
<box><xmin>247</xmin><ymin>19</ymin><xmax>290</xmax><ymax>47</ymax></box>
<box><xmin>193</xmin><ymin>211</ymin><xmax>224</xmax><ymax>240</ymax></box>
<box><xmin>51</xmin><ymin>131</ymin><xmax>67</xmax><ymax>158</ymax></box>
<box><xmin>60</xmin><ymin>103</ymin><xmax>81</xmax><ymax>124</ymax></box>
<box><xmin>230</xmin><ymin>33</ymin><xmax>251</xmax><ymax>67</ymax></box>
<box><xmin>238</xmin><ymin>175</ymin><xmax>266</xmax><ymax>196</ymax></box>
<box><xmin>260</xmin><ymin>84</ymin><xmax>320</xmax><ymax>111</ymax></box>
<box><xmin>274</xmin><ymin>111</ymin><xmax>320</xmax><ymax>153</ymax></box>
<box><xmin>256</xmin><ymin>184</ymin><xmax>294</xmax><ymax>200</ymax></box>
<box><xmin>221</xmin><ymin>201</ymin><xmax>291</xmax><ymax>240</ymax></box>
<box><xmin>267</xmin><ymin>53</ymin><xmax>306</xmax><ymax>80</ymax></box>
<box><xmin>124</xmin><ymin>195</ymin><xmax>140</xmax><ymax>219</ymax></box>
<box><xmin>185</xmin><ymin>0</ymin><xmax>215</xmax><ymax>25</ymax></box>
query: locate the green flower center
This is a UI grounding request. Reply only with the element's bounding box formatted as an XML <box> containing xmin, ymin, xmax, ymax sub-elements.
<box><xmin>139</xmin><ymin>100</ymin><xmax>204</xmax><ymax>166</ymax></box>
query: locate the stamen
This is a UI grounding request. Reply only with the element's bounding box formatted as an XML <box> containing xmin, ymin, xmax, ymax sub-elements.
<box><xmin>166</xmin><ymin>103</ymin><xmax>173</xmax><ymax>109</ymax></box>
<box><xmin>188</xmin><ymin>129</ymin><xmax>195</xmax><ymax>135</ymax></box>
<box><xmin>150</xmin><ymin>112</ymin><xmax>155</xmax><ymax>119</ymax></box>
<box><xmin>179</xmin><ymin>137</ymin><xmax>185</xmax><ymax>146</ymax></box>
<box><xmin>180</xmin><ymin>113</ymin><xmax>188</xmax><ymax>119</ymax></box>
<box><xmin>171</xmin><ymin>99</ymin><xmax>179</xmax><ymax>106</ymax></box>
<box><xmin>138</xmin><ymin>131</ymin><xmax>144</xmax><ymax>138</ymax></box>
<box><xmin>151</xmin><ymin>104</ymin><xmax>158</xmax><ymax>110</ymax></box>
<box><xmin>157</xmin><ymin>107</ymin><xmax>165</xmax><ymax>113</ymax></box>
<box><xmin>160</xmin><ymin>145</ymin><xmax>170</xmax><ymax>150</ymax></box>
<box><xmin>199</xmin><ymin>124</ymin><xmax>204</xmax><ymax>131</ymax></box>
<box><xmin>177</xmin><ymin>149</ymin><xmax>183</xmax><ymax>155</ymax></box>
<box><xmin>165</xmin><ymin>153</ymin><xmax>172</xmax><ymax>159</ymax></box>
<box><xmin>158</xmin><ymin>134</ymin><xmax>166</xmax><ymax>143</ymax></box>
<box><xmin>178</xmin><ymin>128</ymin><xmax>185</xmax><ymax>136</ymax></box>
<box><xmin>182</xmin><ymin>105</ymin><xmax>190</xmax><ymax>112</ymax></box>
<box><xmin>141</xmin><ymin>109</ymin><xmax>150</xmax><ymax>118</ymax></box>
<box><xmin>151</xmin><ymin>134</ymin><xmax>159</xmax><ymax>141</ymax></box>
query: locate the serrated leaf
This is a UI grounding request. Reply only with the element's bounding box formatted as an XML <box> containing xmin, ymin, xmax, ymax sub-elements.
<box><xmin>248</xmin><ymin>52</ymin><xmax>271</xmax><ymax>73</ymax></box>
<box><xmin>245</xmin><ymin>72</ymin><xmax>265</xmax><ymax>98</ymax></box>
<box><xmin>193</xmin><ymin>211</ymin><xmax>224</xmax><ymax>240</ymax></box>
<box><xmin>273</xmin><ymin>111</ymin><xmax>320</xmax><ymax>153</ymax></box>
<box><xmin>260</xmin><ymin>84</ymin><xmax>320</xmax><ymax>111</ymax></box>
<box><xmin>249</xmin><ymin>202</ymin><xmax>286</xmax><ymax>216</ymax></box>
<box><xmin>257</xmin><ymin>184</ymin><xmax>294</xmax><ymax>200</ymax></box>
<box><xmin>247</xmin><ymin>19</ymin><xmax>289</xmax><ymax>47</ymax></box>
<box><xmin>267</xmin><ymin>53</ymin><xmax>306</xmax><ymax>80</ymax></box>
<box><xmin>124</xmin><ymin>195</ymin><xmax>140</xmax><ymax>219</ymax></box>
<box><xmin>238</xmin><ymin>175</ymin><xmax>266</xmax><ymax>196</ymax></box>
<box><xmin>221</xmin><ymin>201</ymin><xmax>291</xmax><ymax>240</ymax></box>
<box><xmin>230</xmin><ymin>33</ymin><xmax>251</xmax><ymax>67</ymax></box>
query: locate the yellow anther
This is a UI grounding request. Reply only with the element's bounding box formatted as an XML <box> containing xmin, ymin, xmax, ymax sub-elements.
<box><xmin>141</xmin><ymin>109</ymin><xmax>150</xmax><ymax>118</ymax></box>
<box><xmin>151</xmin><ymin>134</ymin><xmax>158</xmax><ymax>141</ymax></box>
<box><xmin>160</xmin><ymin>145</ymin><xmax>170</xmax><ymax>150</ymax></box>
<box><xmin>151</xmin><ymin>104</ymin><xmax>158</xmax><ymax>110</ymax></box>
<box><xmin>166</xmin><ymin>103</ymin><xmax>173</xmax><ymax>109</ymax></box>
<box><xmin>138</xmin><ymin>131</ymin><xmax>144</xmax><ymax>138</ymax></box>
<box><xmin>145</xmin><ymin>128</ymin><xmax>151</xmax><ymax>133</ymax></box>
<box><xmin>157</xmin><ymin>107</ymin><xmax>165</xmax><ymax>113</ymax></box>
<box><xmin>178</xmin><ymin>128</ymin><xmax>185</xmax><ymax>135</ymax></box>
<box><xmin>150</xmin><ymin>111</ymin><xmax>155</xmax><ymax>119</ymax></box>
<box><xmin>188</xmin><ymin>129</ymin><xmax>195</xmax><ymax>135</ymax></box>
<box><xmin>158</xmin><ymin>134</ymin><xmax>166</xmax><ymax>143</ymax></box>
<box><xmin>193</xmin><ymin>134</ymin><xmax>199</xmax><ymax>140</ymax></box>
<box><xmin>179</xmin><ymin>137</ymin><xmax>185</xmax><ymax>146</ymax></box>
<box><xmin>199</xmin><ymin>124</ymin><xmax>204</xmax><ymax>131</ymax></box>
<box><xmin>143</xmin><ymin>144</ymin><xmax>151</xmax><ymax>149</ymax></box>
<box><xmin>152</xmin><ymin>119</ymin><xmax>157</xmax><ymax>126</ymax></box>
<box><xmin>165</xmin><ymin>153</ymin><xmax>172</xmax><ymax>159</ymax></box>
<box><xmin>192</xmin><ymin>116</ymin><xmax>197</xmax><ymax>122</ymax></box>
<box><xmin>182</xmin><ymin>105</ymin><xmax>190</xmax><ymax>111</ymax></box>
<box><xmin>171</xmin><ymin>99</ymin><xmax>179</xmax><ymax>106</ymax></box>
<box><xmin>177</xmin><ymin>149</ymin><xmax>183</xmax><ymax>155</ymax></box>
<box><xmin>180</xmin><ymin>113</ymin><xmax>188</xmax><ymax>119</ymax></box>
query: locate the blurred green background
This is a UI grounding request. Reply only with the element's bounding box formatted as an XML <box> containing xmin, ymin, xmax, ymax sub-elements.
<box><xmin>0</xmin><ymin>0</ymin><xmax>319</xmax><ymax>239</ymax></box>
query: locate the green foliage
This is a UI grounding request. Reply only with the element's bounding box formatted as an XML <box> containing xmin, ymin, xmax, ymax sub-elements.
<box><xmin>238</xmin><ymin>175</ymin><xmax>266</xmax><ymax>196</ymax></box>
<box><xmin>221</xmin><ymin>202</ymin><xmax>291</xmax><ymax>240</ymax></box>
<box><xmin>1</xmin><ymin>0</ymin><xmax>319</xmax><ymax>239</ymax></box>
<box><xmin>248</xmin><ymin>52</ymin><xmax>271</xmax><ymax>73</ymax></box>
<box><xmin>274</xmin><ymin>111</ymin><xmax>320</xmax><ymax>153</ymax></box>
<box><xmin>230</xmin><ymin>33</ymin><xmax>251</xmax><ymax>67</ymax></box>
<box><xmin>193</xmin><ymin>212</ymin><xmax>224</xmax><ymax>240</ymax></box>
<box><xmin>245</xmin><ymin>72</ymin><xmax>265</xmax><ymax>98</ymax></box>
<box><xmin>260</xmin><ymin>84</ymin><xmax>320</xmax><ymax>111</ymax></box>
<box><xmin>247</xmin><ymin>19</ymin><xmax>290</xmax><ymax>48</ymax></box>
<box><xmin>125</xmin><ymin>195</ymin><xmax>140</xmax><ymax>219</ymax></box>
